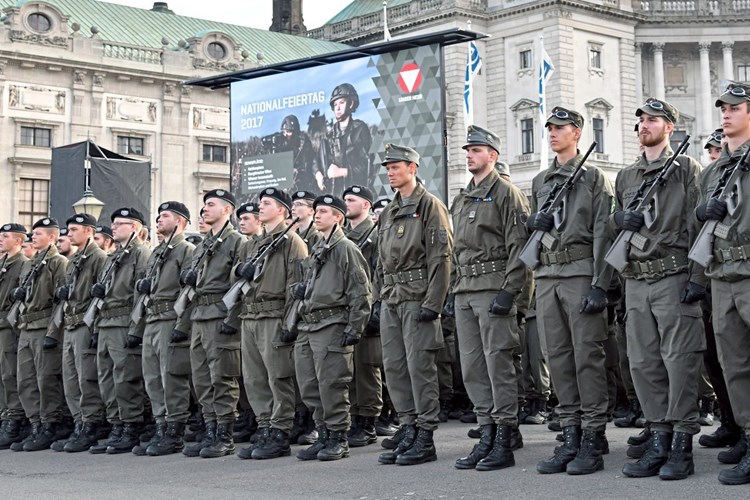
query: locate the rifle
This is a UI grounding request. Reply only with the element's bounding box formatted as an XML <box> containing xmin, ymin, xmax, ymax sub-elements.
<box><xmin>689</xmin><ymin>147</ymin><xmax>750</xmax><ymax>267</ymax></box>
<box><xmin>130</xmin><ymin>226</ymin><xmax>178</xmax><ymax>324</ymax></box>
<box><xmin>604</xmin><ymin>135</ymin><xmax>691</xmax><ymax>272</ymax></box>
<box><xmin>222</xmin><ymin>217</ymin><xmax>301</xmax><ymax>309</ymax></box>
<box><xmin>518</xmin><ymin>142</ymin><xmax>597</xmax><ymax>269</ymax></box>
<box><xmin>52</xmin><ymin>238</ymin><xmax>91</xmax><ymax>329</ymax></box>
<box><xmin>7</xmin><ymin>244</ymin><xmax>52</xmax><ymax>328</ymax></box>
<box><xmin>83</xmin><ymin>232</ymin><xmax>137</xmax><ymax>329</ymax></box>
<box><xmin>174</xmin><ymin>219</ymin><xmax>230</xmax><ymax>317</ymax></box>
<box><xmin>356</xmin><ymin>223</ymin><xmax>378</xmax><ymax>251</ymax></box>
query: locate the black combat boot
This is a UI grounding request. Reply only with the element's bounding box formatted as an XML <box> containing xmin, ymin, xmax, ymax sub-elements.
<box><xmin>615</xmin><ymin>399</ymin><xmax>641</xmax><ymax>428</ymax></box>
<box><xmin>0</xmin><ymin>420</ymin><xmax>25</xmax><ymax>449</ymax></box>
<box><xmin>547</xmin><ymin>413</ymin><xmax>562</xmax><ymax>432</ymax></box>
<box><xmin>90</xmin><ymin>423</ymin><xmax>123</xmax><ymax>454</ymax></box>
<box><xmin>622</xmin><ymin>430</ymin><xmax>671</xmax><ymax>477</ymax></box>
<box><xmin>659</xmin><ymin>431</ymin><xmax>694</xmax><ymax>480</ymax></box>
<box><xmin>289</xmin><ymin>411</ymin><xmax>304</xmax><ymax>444</ymax></box>
<box><xmin>251</xmin><ymin>428</ymin><xmax>291</xmax><ymax>459</ymax></box>
<box><xmin>200</xmin><ymin>421</ymin><xmax>235</xmax><ymax>458</ymax></box>
<box><xmin>348</xmin><ymin>415</ymin><xmax>361</xmax><ymax>438</ymax></box>
<box><xmin>24</xmin><ymin>421</ymin><xmax>58</xmax><ymax>451</ymax></box>
<box><xmin>132</xmin><ymin>422</ymin><xmax>166</xmax><ymax>456</ymax></box>
<box><xmin>566</xmin><ymin>430</ymin><xmax>605</xmax><ymax>475</ymax></box>
<box><xmin>719</xmin><ymin>436</ymin><xmax>748</xmax><ymax>465</ymax></box>
<box><xmin>65</xmin><ymin>421</ymin><xmax>99</xmax><ymax>453</ymax></box>
<box><xmin>378</xmin><ymin>425</ymin><xmax>416</xmax><ymax>464</ymax></box>
<box><xmin>700</xmin><ymin>411</ymin><xmax>741</xmax><ymax>448</ymax></box>
<box><xmin>317</xmin><ymin>430</ymin><xmax>349</xmax><ymax>461</ymax></box>
<box><xmin>476</xmin><ymin>425</ymin><xmax>515</xmax><ymax>471</ymax></box>
<box><xmin>537</xmin><ymin>425</ymin><xmax>581</xmax><ymax>474</ymax></box>
<box><xmin>52</xmin><ymin>420</ymin><xmax>82</xmax><ymax>451</ymax></box>
<box><xmin>183</xmin><ymin>417</ymin><xmax>204</xmax><ymax>442</ymax></box>
<box><xmin>697</xmin><ymin>397</ymin><xmax>715</xmax><ymax>426</ymax></box>
<box><xmin>138</xmin><ymin>422</ymin><xmax>156</xmax><ymax>443</ymax></box>
<box><xmin>467</xmin><ymin>427</ymin><xmax>481</xmax><ymax>439</ymax></box>
<box><xmin>627</xmin><ymin>429</ymin><xmax>651</xmax><ymax>459</ymax></box>
<box><xmin>238</xmin><ymin>426</ymin><xmax>269</xmax><ymax>459</ymax></box>
<box><xmin>375</xmin><ymin>408</ymin><xmax>399</xmax><ymax>436</ymax></box>
<box><xmin>381</xmin><ymin>425</ymin><xmax>407</xmax><ymax>450</ymax></box>
<box><xmin>628</xmin><ymin>427</ymin><xmax>651</xmax><ymax>445</ymax></box>
<box><xmin>297</xmin><ymin>408</ymin><xmax>317</xmax><ymax>445</ymax></box>
<box><xmin>455</xmin><ymin>424</ymin><xmax>495</xmax><ymax>470</ymax></box>
<box><xmin>348</xmin><ymin>416</ymin><xmax>377</xmax><ymax>447</ymax></box>
<box><xmin>147</xmin><ymin>422</ymin><xmax>186</xmax><ymax>456</ymax></box>
<box><xmin>525</xmin><ymin>400</ymin><xmax>547</xmax><ymax>425</ymax></box>
<box><xmin>12</xmin><ymin>421</ymin><xmax>41</xmax><ymax>451</ymax></box>
<box><xmin>183</xmin><ymin>420</ymin><xmax>216</xmax><ymax>457</ymax></box>
<box><xmin>55</xmin><ymin>416</ymin><xmax>75</xmax><ymax>441</ymax></box>
<box><xmin>719</xmin><ymin>435</ymin><xmax>750</xmax><ymax>485</ymax></box>
<box><xmin>296</xmin><ymin>426</ymin><xmax>328</xmax><ymax>461</ymax></box>
<box><xmin>395</xmin><ymin>427</ymin><xmax>437</xmax><ymax>466</ymax></box>
<box><xmin>106</xmin><ymin>423</ymin><xmax>141</xmax><ymax>454</ymax></box>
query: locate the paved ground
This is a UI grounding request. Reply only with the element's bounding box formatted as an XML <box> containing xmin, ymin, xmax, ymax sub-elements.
<box><xmin>0</xmin><ymin>421</ymin><xmax>742</xmax><ymax>499</ymax></box>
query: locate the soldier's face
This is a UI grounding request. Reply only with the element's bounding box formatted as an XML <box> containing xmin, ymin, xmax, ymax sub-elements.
<box><xmin>314</xmin><ymin>206</ymin><xmax>341</xmax><ymax>233</ymax></box>
<box><xmin>638</xmin><ymin>114</ymin><xmax>671</xmax><ymax>147</ymax></box>
<box><xmin>93</xmin><ymin>233</ymin><xmax>110</xmax><ymax>250</ymax></box>
<box><xmin>720</xmin><ymin>103</ymin><xmax>750</xmax><ymax>138</ymax></box>
<box><xmin>157</xmin><ymin>210</ymin><xmax>179</xmax><ymax>235</ymax></box>
<box><xmin>384</xmin><ymin>161</ymin><xmax>416</xmax><ymax>190</ymax></box>
<box><xmin>111</xmin><ymin>218</ymin><xmax>137</xmax><ymax>243</ymax></box>
<box><xmin>464</xmin><ymin>145</ymin><xmax>496</xmax><ymax>174</ymax></box>
<box><xmin>198</xmin><ymin>217</ymin><xmax>209</xmax><ymax>234</ymax></box>
<box><xmin>333</xmin><ymin>98</ymin><xmax>350</xmax><ymax>120</ymax></box>
<box><xmin>707</xmin><ymin>145</ymin><xmax>722</xmax><ymax>162</ymax></box>
<box><xmin>202</xmin><ymin>199</ymin><xmax>230</xmax><ymax>225</ymax></box>
<box><xmin>67</xmin><ymin>224</ymin><xmax>90</xmax><ymax>247</ymax></box>
<box><xmin>291</xmin><ymin>200</ymin><xmax>314</xmax><ymax>221</ymax></box>
<box><xmin>258</xmin><ymin>198</ymin><xmax>285</xmax><ymax>224</ymax></box>
<box><xmin>373</xmin><ymin>208</ymin><xmax>385</xmax><ymax>224</ymax></box>
<box><xmin>32</xmin><ymin>228</ymin><xmax>56</xmax><ymax>250</ymax></box>
<box><xmin>548</xmin><ymin>124</ymin><xmax>580</xmax><ymax>153</ymax></box>
<box><xmin>0</xmin><ymin>232</ymin><xmax>22</xmax><ymax>253</ymax></box>
<box><xmin>56</xmin><ymin>236</ymin><xmax>71</xmax><ymax>254</ymax></box>
<box><xmin>22</xmin><ymin>242</ymin><xmax>35</xmax><ymax>258</ymax></box>
<box><xmin>344</xmin><ymin>195</ymin><xmax>367</xmax><ymax>219</ymax></box>
<box><xmin>238</xmin><ymin>213</ymin><xmax>260</xmax><ymax>235</ymax></box>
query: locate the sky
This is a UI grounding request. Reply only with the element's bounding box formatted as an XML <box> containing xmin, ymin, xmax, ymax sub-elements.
<box><xmin>102</xmin><ymin>0</ymin><xmax>354</xmax><ymax>30</ymax></box>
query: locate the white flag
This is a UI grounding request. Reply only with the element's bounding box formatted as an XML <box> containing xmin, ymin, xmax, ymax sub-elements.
<box><xmin>538</xmin><ymin>37</ymin><xmax>555</xmax><ymax>170</ymax></box>
<box><xmin>463</xmin><ymin>40</ymin><xmax>482</xmax><ymax>130</ymax></box>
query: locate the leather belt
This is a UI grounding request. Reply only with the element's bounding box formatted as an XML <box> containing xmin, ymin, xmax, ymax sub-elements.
<box><xmin>20</xmin><ymin>308</ymin><xmax>53</xmax><ymax>323</ymax></box>
<box><xmin>628</xmin><ymin>254</ymin><xmax>688</xmax><ymax>275</ymax></box>
<box><xmin>301</xmin><ymin>306</ymin><xmax>347</xmax><ymax>323</ymax></box>
<box><xmin>195</xmin><ymin>293</ymin><xmax>224</xmax><ymax>306</ymax></box>
<box><xmin>383</xmin><ymin>268</ymin><xmax>426</xmax><ymax>286</ymax></box>
<box><xmin>456</xmin><ymin>259</ymin><xmax>506</xmax><ymax>277</ymax></box>
<box><xmin>99</xmin><ymin>306</ymin><xmax>131</xmax><ymax>319</ymax></box>
<box><xmin>64</xmin><ymin>312</ymin><xmax>86</xmax><ymax>328</ymax></box>
<box><xmin>713</xmin><ymin>244</ymin><xmax>750</xmax><ymax>263</ymax></box>
<box><xmin>540</xmin><ymin>246</ymin><xmax>593</xmax><ymax>266</ymax></box>
<box><xmin>147</xmin><ymin>301</ymin><xmax>176</xmax><ymax>315</ymax></box>
<box><xmin>242</xmin><ymin>300</ymin><xmax>285</xmax><ymax>315</ymax></box>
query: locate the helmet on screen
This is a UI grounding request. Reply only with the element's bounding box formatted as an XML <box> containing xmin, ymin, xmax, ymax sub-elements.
<box><xmin>329</xmin><ymin>83</ymin><xmax>359</xmax><ymax>113</ymax></box>
<box><xmin>280</xmin><ymin>115</ymin><xmax>300</xmax><ymax>134</ymax></box>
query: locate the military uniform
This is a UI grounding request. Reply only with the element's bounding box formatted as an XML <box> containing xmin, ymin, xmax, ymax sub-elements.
<box><xmin>328</xmin><ymin>84</ymin><xmax>373</xmax><ymax>195</ymax></box>
<box><xmin>375</xmin><ymin>144</ymin><xmax>452</xmax><ymax>465</ymax></box>
<box><xmin>296</xmin><ymin>221</ymin><xmax>322</xmax><ymax>254</ymax></box>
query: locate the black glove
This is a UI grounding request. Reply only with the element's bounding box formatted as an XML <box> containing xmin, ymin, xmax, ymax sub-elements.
<box><xmin>290</xmin><ymin>282</ymin><xmax>307</xmax><ymax>300</ymax></box>
<box><xmin>170</xmin><ymin>330</ymin><xmax>188</xmax><ymax>343</ymax></box>
<box><xmin>516</xmin><ymin>312</ymin><xmax>526</xmax><ymax>328</ymax></box>
<box><xmin>180</xmin><ymin>270</ymin><xmax>197</xmax><ymax>287</ymax></box>
<box><xmin>124</xmin><ymin>335</ymin><xmax>142</xmax><ymax>349</ymax></box>
<box><xmin>42</xmin><ymin>336</ymin><xmax>58</xmax><ymax>350</ymax></box>
<box><xmin>218</xmin><ymin>323</ymin><xmax>238</xmax><ymax>336</ymax></box>
<box><xmin>90</xmin><ymin>283</ymin><xmax>106</xmax><ymax>299</ymax></box>
<box><xmin>580</xmin><ymin>286</ymin><xmax>608</xmax><ymax>314</ymax></box>
<box><xmin>136</xmin><ymin>278</ymin><xmax>152</xmax><ymax>294</ymax></box>
<box><xmin>55</xmin><ymin>286</ymin><xmax>70</xmax><ymax>301</ymax></box>
<box><xmin>89</xmin><ymin>333</ymin><xmax>98</xmax><ymax>350</ymax></box>
<box><xmin>613</xmin><ymin>210</ymin><xmax>645</xmax><ymax>231</ymax></box>
<box><xmin>236</xmin><ymin>262</ymin><xmax>256</xmax><ymax>280</ymax></box>
<box><xmin>280</xmin><ymin>329</ymin><xmax>298</xmax><ymax>343</ymax></box>
<box><xmin>442</xmin><ymin>293</ymin><xmax>455</xmax><ymax>318</ymax></box>
<box><xmin>696</xmin><ymin>199</ymin><xmax>728</xmax><ymax>222</ymax></box>
<box><xmin>526</xmin><ymin>211</ymin><xmax>554</xmax><ymax>232</ymax></box>
<box><xmin>417</xmin><ymin>307</ymin><xmax>439</xmax><ymax>322</ymax></box>
<box><xmin>680</xmin><ymin>281</ymin><xmax>707</xmax><ymax>304</ymax></box>
<box><xmin>341</xmin><ymin>332</ymin><xmax>360</xmax><ymax>347</ymax></box>
<box><xmin>11</xmin><ymin>287</ymin><xmax>26</xmax><ymax>302</ymax></box>
<box><xmin>489</xmin><ymin>290</ymin><xmax>515</xmax><ymax>316</ymax></box>
<box><xmin>366</xmin><ymin>301</ymin><xmax>381</xmax><ymax>335</ymax></box>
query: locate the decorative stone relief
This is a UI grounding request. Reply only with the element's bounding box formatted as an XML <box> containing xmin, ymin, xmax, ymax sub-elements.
<box><xmin>105</xmin><ymin>95</ymin><xmax>159</xmax><ymax>123</ymax></box>
<box><xmin>191</xmin><ymin>105</ymin><xmax>229</xmax><ymax>132</ymax></box>
<box><xmin>9</xmin><ymin>30</ymin><xmax>68</xmax><ymax>48</ymax></box>
<box><xmin>192</xmin><ymin>58</ymin><xmax>241</xmax><ymax>72</ymax></box>
<box><xmin>7</xmin><ymin>83</ymin><xmax>66</xmax><ymax>112</ymax></box>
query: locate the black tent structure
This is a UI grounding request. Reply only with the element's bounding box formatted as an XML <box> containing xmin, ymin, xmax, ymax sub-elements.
<box><xmin>50</xmin><ymin>140</ymin><xmax>151</xmax><ymax>226</ymax></box>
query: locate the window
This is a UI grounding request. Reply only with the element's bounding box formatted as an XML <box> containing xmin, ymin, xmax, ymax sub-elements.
<box><xmin>670</xmin><ymin>130</ymin><xmax>688</xmax><ymax>156</ymax></box>
<box><xmin>738</xmin><ymin>65</ymin><xmax>750</xmax><ymax>83</ymax></box>
<box><xmin>589</xmin><ymin>46</ymin><xmax>602</xmax><ymax>70</ymax></box>
<box><xmin>519</xmin><ymin>49</ymin><xmax>532</xmax><ymax>70</ymax></box>
<box><xmin>207</xmin><ymin>42</ymin><xmax>227</xmax><ymax>61</ymax></box>
<box><xmin>27</xmin><ymin>13</ymin><xmax>51</xmax><ymax>33</ymax></box>
<box><xmin>117</xmin><ymin>136</ymin><xmax>144</xmax><ymax>156</ymax></box>
<box><xmin>521</xmin><ymin>118</ymin><xmax>534</xmax><ymax>154</ymax></box>
<box><xmin>18</xmin><ymin>178</ymin><xmax>50</xmax><ymax>229</ymax></box>
<box><xmin>593</xmin><ymin>118</ymin><xmax>605</xmax><ymax>153</ymax></box>
<box><xmin>202</xmin><ymin>144</ymin><xmax>227</xmax><ymax>163</ymax></box>
<box><xmin>20</xmin><ymin>126</ymin><xmax>51</xmax><ymax>147</ymax></box>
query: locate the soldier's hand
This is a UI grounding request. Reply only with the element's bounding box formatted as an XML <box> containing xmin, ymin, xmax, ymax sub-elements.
<box><xmin>680</xmin><ymin>281</ymin><xmax>706</xmax><ymax>304</ymax></box>
<box><xmin>315</xmin><ymin>171</ymin><xmax>326</xmax><ymax>191</ymax></box>
<box><xmin>699</xmin><ymin>199</ymin><xmax>728</xmax><ymax>222</ymax></box>
<box><xmin>290</xmin><ymin>282</ymin><xmax>307</xmax><ymax>300</ymax></box>
<box><xmin>170</xmin><ymin>329</ymin><xmax>189</xmax><ymax>343</ymax></box>
<box><xmin>236</xmin><ymin>262</ymin><xmax>256</xmax><ymax>280</ymax></box>
<box><xmin>218</xmin><ymin>322</ymin><xmax>238</xmax><ymax>336</ymax></box>
<box><xmin>442</xmin><ymin>293</ymin><xmax>456</xmax><ymax>318</ymax></box>
<box><xmin>89</xmin><ymin>333</ymin><xmax>98</xmax><ymax>349</ymax></box>
<box><xmin>124</xmin><ymin>335</ymin><xmax>142</xmax><ymax>349</ymax></box>
<box><xmin>516</xmin><ymin>312</ymin><xmax>526</xmax><ymax>328</ymax></box>
<box><xmin>417</xmin><ymin>307</ymin><xmax>440</xmax><ymax>322</ymax></box>
<box><xmin>366</xmin><ymin>301</ymin><xmax>381</xmax><ymax>335</ymax></box>
<box><xmin>90</xmin><ymin>283</ymin><xmax>106</xmax><ymax>299</ymax></box>
<box><xmin>11</xmin><ymin>287</ymin><xmax>26</xmax><ymax>302</ymax></box>
<box><xmin>55</xmin><ymin>286</ymin><xmax>70</xmax><ymax>301</ymax></box>
<box><xmin>580</xmin><ymin>286</ymin><xmax>608</xmax><ymax>314</ymax></box>
<box><xmin>341</xmin><ymin>332</ymin><xmax>360</xmax><ymax>347</ymax></box>
<box><xmin>526</xmin><ymin>212</ymin><xmax>554</xmax><ymax>233</ymax></box>
<box><xmin>280</xmin><ymin>329</ymin><xmax>297</xmax><ymax>343</ymax></box>
<box><xmin>489</xmin><ymin>290</ymin><xmax>515</xmax><ymax>316</ymax></box>
<box><xmin>135</xmin><ymin>278</ymin><xmax>152</xmax><ymax>294</ymax></box>
<box><xmin>180</xmin><ymin>270</ymin><xmax>197</xmax><ymax>287</ymax></box>
<box><xmin>42</xmin><ymin>336</ymin><xmax>58</xmax><ymax>350</ymax></box>
<box><xmin>613</xmin><ymin>210</ymin><xmax>645</xmax><ymax>231</ymax></box>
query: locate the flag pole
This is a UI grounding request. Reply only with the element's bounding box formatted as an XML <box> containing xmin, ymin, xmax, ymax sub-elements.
<box><xmin>383</xmin><ymin>1</ymin><xmax>391</xmax><ymax>42</ymax></box>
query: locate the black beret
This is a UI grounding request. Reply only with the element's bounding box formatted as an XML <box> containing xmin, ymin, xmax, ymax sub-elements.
<box><xmin>291</xmin><ymin>190</ymin><xmax>316</xmax><ymax>202</ymax></box>
<box><xmin>24</xmin><ymin>232</ymin><xmax>32</xmax><ymax>243</ymax></box>
<box><xmin>59</xmin><ymin>228</ymin><xmax>69</xmax><ymax>236</ymax></box>
<box><xmin>236</xmin><ymin>202</ymin><xmax>260</xmax><ymax>218</ymax></box>
<box><xmin>259</xmin><ymin>187</ymin><xmax>292</xmax><ymax>213</ymax></box>
<box><xmin>0</xmin><ymin>223</ymin><xmax>27</xmax><ymax>234</ymax></box>
<box><xmin>373</xmin><ymin>198</ymin><xmax>391</xmax><ymax>210</ymax></box>
<box><xmin>95</xmin><ymin>225</ymin><xmax>113</xmax><ymax>239</ymax></box>
<box><xmin>342</xmin><ymin>185</ymin><xmax>374</xmax><ymax>204</ymax></box>
<box><xmin>110</xmin><ymin>207</ymin><xmax>145</xmax><ymax>225</ymax></box>
<box><xmin>158</xmin><ymin>201</ymin><xmax>191</xmax><ymax>221</ymax></box>
<box><xmin>203</xmin><ymin>188</ymin><xmax>236</xmax><ymax>207</ymax></box>
<box><xmin>32</xmin><ymin>217</ymin><xmax>59</xmax><ymax>230</ymax></box>
<box><xmin>186</xmin><ymin>234</ymin><xmax>204</xmax><ymax>245</ymax></box>
<box><xmin>313</xmin><ymin>194</ymin><xmax>346</xmax><ymax>217</ymax></box>
<box><xmin>66</xmin><ymin>213</ymin><xmax>97</xmax><ymax>228</ymax></box>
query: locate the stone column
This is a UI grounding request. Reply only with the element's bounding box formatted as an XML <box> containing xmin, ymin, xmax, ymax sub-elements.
<box><xmin>699</xmin><ymin>42</ymin><xmax>712</xmax><ymax>136</ymax></box>
<box><xmin>722</xmin><ymin>41</ymin><xmax>734</xmax><ymax>83</ymax></box>
<box><xmin>635</xmin><ymin>42</ymin><xmax>643</xmax><ymax>105</ymax></box>
<box><xmin>652</xmin><ymin>42</ymin><xmax>665</xmax><ymax>101</ymax></box>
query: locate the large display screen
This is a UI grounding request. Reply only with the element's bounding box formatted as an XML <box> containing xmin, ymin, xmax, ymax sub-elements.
<box><xmin>230</xmin><ymin>43</ymin><xmax>446</xmax><ymax>203</ymax></box>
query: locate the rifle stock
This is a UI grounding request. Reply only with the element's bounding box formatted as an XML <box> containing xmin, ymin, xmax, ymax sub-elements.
<box><xmin>7</xmin><ymin>244</ymin><xmax>52</xmax><ymax>328</ymax></box>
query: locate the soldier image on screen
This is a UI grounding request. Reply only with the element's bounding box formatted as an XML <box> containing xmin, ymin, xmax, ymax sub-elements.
<box><xmin>322</xmin><ymin>84</ymin><xmax>373</xmax><ymax>197</ymax></box>
<box><xmin>274</xmin><ymin>115</ymin><xmax>320</xmax><ymax>193</ymax></box>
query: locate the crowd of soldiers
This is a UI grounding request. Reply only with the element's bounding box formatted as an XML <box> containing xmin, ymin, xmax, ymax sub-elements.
<box><xmin>0</xmin><ymin>81</ymin><xmax>749</xmax><ymax>488</ymax></box>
